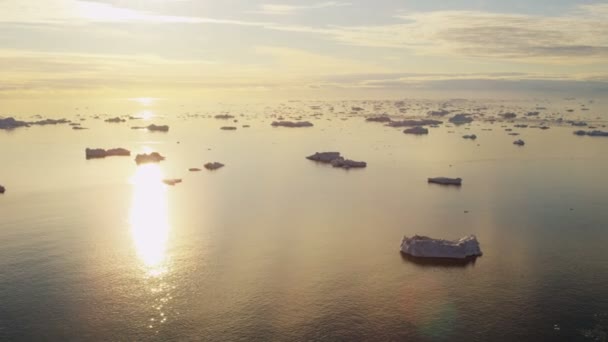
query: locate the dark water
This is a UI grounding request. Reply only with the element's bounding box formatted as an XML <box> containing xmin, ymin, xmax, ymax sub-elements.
<box><xmin>1</xmin><ymin>99</ymin><xmax>608</xmax><ymax>341</ymax></box>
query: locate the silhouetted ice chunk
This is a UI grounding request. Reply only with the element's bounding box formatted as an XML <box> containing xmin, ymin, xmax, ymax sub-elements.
<box><xmin>31</xmin><ymin>118</ymin><xmax>70</xmax><ymax>126</ymax></box>
<box><xmin>220</xmin><ymin>126</ymin><xmax>237</xmax><ymax>130</ymax></box>
<box><xmin>0</xmin><ymin>185</ymin><xmax>5</xmax><ymax>194</ymax></box>
<box><xmin>428</xmin><ymin>177</ymin><xmax>462</xmax><ymax>186</ymax></box>
<box><xmin>0</xmin><ymin>117</ymin><xmax>29</xmax><ymax>129</ymax></box>
<box><xmin>449</xmin><ymin>114</ymin><xmax>474</xmax><ymax>125</ymax></box>
<box><xmin>400</xmin><ymin>235</ymin><xmax>482</xmax><ymax>259</ymax></box>
<box><xmin>85</xmin><ymin>148</ymin><xmax>131</xmax><ymax>159</ymax></box>
<box><xmin>189</xmin><ymin>168</ymin><xmax>202</xmax><ymax>172</ymax></box>
<box><xmin>105</xmin><ymin>117</ymin><xmax>126</xmax><ymax>123</ymax></box>
<box><xmin>204</xmin><ymin>162</ymin><xmax>225</xmax><ymax>170</ymax></box>
<box><xmin>147</xmin><ymin>124</ymin><xmax>169</xmax><ymax>132</ymax></box>
<box><xmin>366</xmin><ymin>116</ymin><xmax>392</xmax><ymax>122</ymax></box>
<box><xmin>388</xmin><ymin>119</ymin><xmax>442</xmax><ymax>127</ymax></box>
<box><xmin>574</xmin><ymin>130</ymin><xmax>608</xmax><ymax>137</ymax></box>
<box><xmin>215</xmin><ymin>114</ymin><xmax>234</xmax><ymax>119</ymax></box>
<box><xmin>330</xmin><ymin>157</ymin><xmax>367</xmax><ymax>169</ymax></box>
<box><xmin>462</xmin><ymin>134</ymin><xmax>477</xmax><ymax>140</ymax></box>
<box><xmin>271</xmin><ymin>121</ymin><xmax>313</xmax><ymax>127</ymax></box>
<box><xmin>306</xmin><ymin>152</ymin><xmax>342</xmax><ymax>163</ymax></box>
<box><xmin>499</xmin><ymin>112</ymin><xmax>517</xmax><ymax>119</ymax></box>
<box><xmin>162</xmin><ymin>179</ymin><xmax>182</xmax><ymax>186</ymax></box>
<box><xmin>403</xmin><ymin>126</ymin><xmax>429</xmax><ymax>135</ymax></box>
<box><xmin>513</xmin><ymin>139</ymin><xmax>525</xmax><ymax>146</ymax></box>
<box><xmin>427</xmin><ymin>109</ymin><xmax>450</xmax><ymax>117</ymax></box>
<box><xmin>135</xmin><ymin>152</ymin><xmax>165</xmax><ymax>165</ymax></box>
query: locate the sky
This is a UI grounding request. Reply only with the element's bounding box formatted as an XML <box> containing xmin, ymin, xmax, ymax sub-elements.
<box><xmin>1</xmin><ymin>0</ymin><xmax>607</xmax><ymax>101</ymax></box>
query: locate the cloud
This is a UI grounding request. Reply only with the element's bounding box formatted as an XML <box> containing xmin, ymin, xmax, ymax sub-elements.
<box><xmin>254</xmin><ymin>2</ymin><xmax>351</xmax><ymax>15</ymax></box>
<box><xmin>316</xmin><ymin>5</ymin><xmax>608</xmax><ymax>62</ymax></box>
<box><xmin>3</xmin><ymin>1</ymin><xmax>606</xmax><ymax>63</ymax></box>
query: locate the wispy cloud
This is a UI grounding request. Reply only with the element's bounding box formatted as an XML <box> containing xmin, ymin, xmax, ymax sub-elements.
<box><xmin>254</xmin><ymin>2</ymin><xmax>351</xmax><ymax>15</ymax></box>
<box><xmin>316</xmin><ymin>5</ymin><xmax>608</xmax><ymax>62</ymax></box>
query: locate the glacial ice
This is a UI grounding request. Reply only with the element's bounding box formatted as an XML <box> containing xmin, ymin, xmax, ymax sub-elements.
<box><xmin>400</xmin><ymin>235</ymin><xmax>482</xmax><ymax>259</ymax></box>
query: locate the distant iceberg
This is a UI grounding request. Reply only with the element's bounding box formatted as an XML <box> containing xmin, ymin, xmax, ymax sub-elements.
<box><xmin>400</xmin><ymin>235</ymin><xmax>482</xmax><ymax>259</ymax></box>
<box><xmin>428</xmin><ymin>177</ymin><xmax>462</xmax><ymax>186</ymax></box>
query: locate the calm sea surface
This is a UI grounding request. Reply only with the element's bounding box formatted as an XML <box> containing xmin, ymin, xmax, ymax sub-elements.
<box><xmin>1</xmin><ymin>99</ymin><xmax>608</xmax><ymax>341</ymax></box>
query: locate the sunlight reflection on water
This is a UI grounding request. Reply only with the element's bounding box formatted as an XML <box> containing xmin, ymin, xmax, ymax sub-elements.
<box><xmin>129</xmin><ymin>163</ymin><xmax>169</xmax><ymax>276</ymax></box>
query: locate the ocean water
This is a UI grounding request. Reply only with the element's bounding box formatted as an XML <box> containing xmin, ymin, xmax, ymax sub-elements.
<box><xmin>1</xmin><ymin>99</ymin><xmax>608</xmax><ymax>341</ymax></box>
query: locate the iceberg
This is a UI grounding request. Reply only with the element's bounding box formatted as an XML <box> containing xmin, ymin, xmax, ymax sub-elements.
<box><xmin>0</xmin><ymin>185</ymin><xmax>5</xmax><ymax>194</ymax></box>
<box><xmin>365</xmin><ymin>115</ymin><xmax>392</xmax><ymax>123</ymax></box>
<box><xmin>400</xmin><ymin>235</ymin><xmax>482</xmax><ymax>259</ymax></box>
<box><xmin>306</xmin><ymin>152</ymin><xmax>366</xmax><ymax>169</ymax></box>
<box><xmin>387</xmin><ymin>119</ymin><xmax>442</xmax><ymax>128</ymax></box>
<box><xmin>0</xmin><ymin>117</ymin><xmax>29</xmax><ymax>130</ymax></box>
<box><xmin>162</xmin><ymin>179</ymin><xmax>182</xmax><ymax>186</ymax></box>
<box><xmin>306</xmin><ymin>152</ymin><xmax>342</xmax><ymax>163</ymax></box>
<box><xmin>135</xmin><ymin>152</ymin><xmax>165</xmax><ymax>165</ymax></box>
<box><xmin>85</xmin><ymin>148</ymin><xmax>131</xmax><ymax>159</ymax></box>
<box><xmin>147</xmin><ymin>124</ymin><xmax>169</xmax><ymax>132</ymax></box>
<box><xmin>428</xmin><ymin>177</ymin><xmax>462</xmax><ymax>186</ymax></box>
<box><xmin>204</xmin><ymin>162</ymin><xmax>225</xmax><ymax>170</ymax></box>
<box><xmin>330</xmin><ymin>158</ymin><xmax>367</xmax><ymax>169</ymax></box>
<box><xmin>403</xmin><ymin>126</ymin><xmax>429</xmax><ymax>135</ymax></box>
<box><xmin>271</xmin><ymin>121</ymin><xmax>313</xmax><ymax>127</ymax></box>
<box><xmin>449</xmin><ymin>114</ymin><xmax>474</xmax><ymax>125</ymax></box>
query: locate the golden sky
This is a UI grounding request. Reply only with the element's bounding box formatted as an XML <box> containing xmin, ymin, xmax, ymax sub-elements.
<box><xmin>1</xmin><ymin>0</ymin><xmax>607</xmax><ymax>100</ymax></box>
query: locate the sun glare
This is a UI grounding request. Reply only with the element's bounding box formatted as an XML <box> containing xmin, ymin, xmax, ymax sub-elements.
<box><xmin>129</xmin><ymin>164</ymin><xmax>170</xmax><ymax>276</ymax></box>
<box><xmin>132</xmin><ymin>97</ymin><xmax>157</xmax><ymax>106</ymax></box>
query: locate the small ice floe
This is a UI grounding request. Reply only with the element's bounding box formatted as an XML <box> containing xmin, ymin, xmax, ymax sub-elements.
<box><xmin>428</xmin><ymin>177</ymin><xmax>462</xmax><ymax>186</ymax></box>
<box><xmin>220</xmin><ymin>126</ymin><xmax>237</xmax><ymax>130</ymax></box>
<box><xmin>526</xmin><ymin>111</ymin><xmax>540</xmax><ymax>116</ymax></box>
<box><xmin>388</xmin><ymin>119</ymin><xmax>442</xmax><ymax>128</ymax></box>
<box><xmin>147</xmin><ymin>124</ymin><xmax>169</xmax><ymax>132</ymax></box>
<box><xmin>428</xmin><ymin>109</ymin><xmax>450</xmax><ymax>117</ymax></box>
<box><xmin>271</xmin><ymin>121</ymin><xmax>313</xmax><ymax>128</ymax></box>
<box><xmin>499</xmin><ymin>112</ymin><xmax>517</xmax><ymax>119</ymax></box>
<box><xmin>0</xmin><ymin>185</ymin><xmax>5</xmax><ymax>194</ymax></box>
<box><xmin>574</xmin><ymin>130</ymin><xmax>608</xmax><ymax>137</ymax></box>
<box><xmin>330</xmin><ymin>158</ymin><xmax>367</xmax><ymax>169</ymax></box>
<box><xmin>85</xmin><ymin>148</ymin><xmax>131</xmax><ymax>159</ymax></box>
<box><xmin>462</xmin><ymin>134</ymin><xmax>477</xmax><ymax>140</ymax></box>
<box><xmin>189</xmin><ymin>168</ymin><xmax>202</xmax><ymax>172</ymax></box>
<box><xmin>135</xmin><ymin>152</ymin><xmax>165</xmax><ymax>165</ymax></box>
<box><xmin>204</xmin><ymin>162</ymin><xmax>225</xmax><ymax>170</ymax></box>
<box><xmin>400</xmin><ymin>235</ymin><xmax>482</xmax><ymax>259</ymax></box>
<box><xmin>365</xmin><ymin>115</ymin><xmax>392</xmax><ymax>123</ymax></box>
<box><xmin>306</xmin><ymin>152</ymin><xmax>341</xmax><ymax>163</ymax></box>
<box><xmin>513</xmin><ymin>139</ymin><xmax>525</xmax><ymax>146</ymax></box>
<box><xmin>31</xmin><ymin>118</ymin><xmax>71</xmax><ymax>126</ymax></box>
<box><xmin>514</xmin><ymin>124</ymin><xmax>528</xmax><ymax>128</ymax></box>
<box><xmin>105</xmin><ymin>117</ymin><xmax>126</xmax><ymax>123</ymax></box>
<box><xmin>72</xmin><ymin>126</ymin><xmax>88</xmax><ymax>130</ymax></box>
<box><xmin>215</xmin><ymin>114</ymin><xmax>235</xmax><ymax>119</ymax></box>
<box><xmin>306</xmin><ymin>152</ymin><xmax>366</xmax><ymax>169</ymax></box>
<box><xmin>403</xmin><ymin>126</ymin><xmax>429</xmax><ymax>135</ymax></box>
<box><xmin>449</xmin><ymin>114</ymin><xmax>474</xmax><ymax>125</ymax></box>
<box><xmin>162</xmin><ymin>179</ymin><xmax>182</xmax><ymax>186</ymax></box>
<box><xmin>569</xmin><ymin>121</ymin><xmax>587</xmax><ymax>127</ymax></box>
<box><xmin>0</xmin><ymin>117</ymin><xmax>29</xmax><ymax>130</ymax></box>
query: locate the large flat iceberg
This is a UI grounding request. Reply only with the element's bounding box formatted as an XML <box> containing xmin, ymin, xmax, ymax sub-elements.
<box><xmin>400</xmin><ymin>235</ymin><xmax>482</xmax><ymax>259</ymax></box>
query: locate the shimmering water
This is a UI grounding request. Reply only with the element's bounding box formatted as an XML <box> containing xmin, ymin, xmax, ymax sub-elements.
<box><xmin>1</xmin><ymin>99</ymin><xmax>608</xmax><ymax>341</ymax></box>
